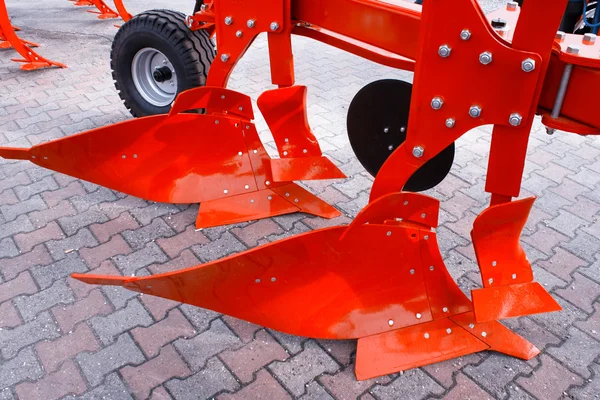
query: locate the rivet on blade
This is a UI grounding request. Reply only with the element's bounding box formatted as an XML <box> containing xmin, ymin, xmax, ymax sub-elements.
<box><xmin>294</xmin><ymin>198</ymin><xmax>299</xmax><ymax>203</ymax></box>
<box><xmin>266</xmin><ymin>181</ymin><xmax>271</xmax><ymax>185</ymax></box>
<box><xmin>416</xmin><ymin>313</ymin><xmax>422</xmax><ymax>319</ymax></box>
<box><xmin>133</xmin><ymin>154</ymin><xmax>138</xmax><ymax>158</ymax></box>
<box><xmin>303</xmin><ymin>149</ymin><xmax>308</xmax><ymax>153</ymax></box>
<box><xmin>253</xmin><ymin>150</ymin><xmax>258</xmax><ymax>154</ymax></box>
<box><xmin>284</xmin><ymin>138</ymin><xmax>289</xmax><ymax>142</ymax></box>
<box><xmin>403</xmin><ymin>201</ymin><xmax>409</xmax><ymax>205</ymax></box>
<box><xmin>246</xmin><ymin>125</ymin><xmax>250</xmax><ymax>129</ymax></box>
<box><xmin>469</xmin><ymin>323</ymin><xmax>475</xmax><ymax>329</ymax></box>
<box><xmin>215</xmin><ymin>120</ymin><xmax>220</xmax><ymax>124</ymax></box>
<box><xmin>238</xmin><ymin>151</ymin><xmax>243</xmax><ymax>156</ymax></box>
<box><xmin>512</xmin><ymin>273</ymin><xmax>517</xmax><ymax>279</ymax></box>
<box><xmin>283</xmin><ymin>151</ymin><xmax>288</xmax><ymax>156</ymax></box>
<box><xmin>488</xmin><ymin>278</ymin><xmax>494</xmax><ymax>284</ymax></box>
<box><xmin>271</xmin><ymin>277</ymin><xmax>276</xmax><ymax>282</ymax></box>
<box><xmin>267</xmin><ymin>196</ymin><xmax>272</xmax><ymax>201</ymax></box>
<box><xmin>443</xmin><ymin>307</ymin><xmax>448</xmax><ymax>312</ymax></box>
<box><xmin>239</xmin><ymin>106</ymin><xmax>243</xmax><ymax>111</ymax></box>
<box><xmin>285</xmin><ymin>193</ymin><xmax>290</xmax><ymax>197</ymax></box>
<box><xmin>492</xmin><ymin>261</ymin><xmax>497</xmax><ymax>266</ymax></box>
<box><xmin>424</xmin><ymin>333</ymin><xmax>430</xmax><ymax>339</ymax></box>
<box><xmin>255</xmin><ymin>279</ymin><xmax>260</xmax><ymax>283</ymax></box>
<box><xmin>245</xmin><ymin>185</ymin><xmax>249</xmax><ymax>189</ymax></box>
<box><xmin>250</xmin><ymin>199</ymin><xmax>255</xmax><ymax>203</ymax></box>
<box><xmin>410</xmin><ymin>269</ymin><xmax>415</xmax><ymax>275</ymax></box>
<box><xmin>429</xmin><ymin>266</ymin><xmax>434</xmax><ymax>271</ymax></box>
<box><xmin>424</xmin><ymin>235</ymin><xmax>429</xmax><ymax>240</ymax></box>
<box><xmin>482</xmin><ymin>331</ymin><xmax>487</xmax><ymax>337</ymax></box>
<box><xmin>421</xmin><ymin>213</ymin><xmax>426</xmax><ymax>218</ymax></box>
<box><xmin>388</xmin><ymin>319</ymin><xmax>394</xmax><ymax>326</ymax></box>
<box><xmin>224</xmin><ymin>189</ymin><xmax>228</xmax><ymax>194</ymax></box>
<box><xmin>387</xmin><ymin>231</ymin><xmax>392</xmax><ymax>236</ymax></box>
<box><xmin>446</xmin><ymin>328</ymin><xmax>452</xmax><ymax>334</ymax></box>
<box><xmin>121</xmin><ymin>155</ymin><xmax>126</xmax><ymax>159</ymax></box>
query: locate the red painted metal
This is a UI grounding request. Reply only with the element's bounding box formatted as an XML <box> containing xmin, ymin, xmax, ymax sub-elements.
<box><xmin>68</xmin><ymin>0</ymin><xmax>119</xmax><ymax>19</ymax></box>
<box><xmin>0</xmin><ymin>87</ymin><xmax>343</xmax><ymax>227</ymax></box>
<box><xmin>113</xmin><ymin>0</ymin><xmax>132</xmax><ymax>22</ymax></box>
<box><xmin>0</xmin><ymin>0</ymin><xmax>67</xmax><ymax>70</ymax></box>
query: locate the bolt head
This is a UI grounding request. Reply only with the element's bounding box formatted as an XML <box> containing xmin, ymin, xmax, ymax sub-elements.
<box><xmin>438</xmin><ymin>45</ymin><xmax>451</xmax><ymax>58</ymax></box>
<box><xmin>247</xmin><ymin>19</ymin><xmax>255</xmax><ymax>28</ymax></box>
<box><xmin>583</xmin><ymin>33</ymin><xmax>597</xmax><ymax>45</ymax></box>
<box><xmin>521</xmin><ymin>58</ymin><xmax>535</xmax><ymax>72</ymax></box>
<box><xmin>412</xmin><ymin>146</ymin><xmax>424</xmax><ymax>158</ymax></box>
<box><xmin>556</xmin><ymin>31</ymin><xmax>566</xmax><ymax>42</ymax></box>
<box><xmin>469</xmin><ymin>105</ymin><xmax>482</xmax><ymax>118</ymax></box>
<box><xmin>431</xmin><ymin>97</ymin><xmax>444</xmax><ymax>110</ymax></box>
<box><xmin>445</xmin><ymin>118</ymin><xmax>455</xmax><ymax>128</ymax></box>
<box><xmin>479</xmin><ymin>51</ymin><xmax>493</xmax><ymax>65</ymax></box>
<box><xmin>506</xmin><ymin>1</ymin><xmax>518</xmax><ymax>11</ymax></box>
<box><xmin>224</xmin><ymin>16</ymin><xmax>233</xmax><ymax>25</ymax></box>
<box><xmin>220</xmin><ymin>53</ymin><xmax>230</xmax><ymax>62</ymax></box>
<box><xmin>509</xmin><ymin>113</ymin><xmax>523</xmax><ymax>126</ymax></box>
<box><xmin>270</xmin><ymin>22</ymin><xmax>279</xmax><ymax>31</ymax></box>
<box><xmin>460</xmin><ymin>29</ymin><xmax>471</xmax><ymax>40</ymax></box>
<box><xmin>235</xmin><ymin>30</ymin><xmax>243</xmax><ymax>38</ymax></box>
<box><xmin>566</xmin><ymin>45</ymin><xmax>580</xmax><ymax>55</ymax></box>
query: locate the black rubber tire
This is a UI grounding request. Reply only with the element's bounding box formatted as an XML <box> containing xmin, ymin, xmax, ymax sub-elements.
<box><xmin>111</xmin><ymin>9</ymin><xmax>215</xmax><ymax>117</ymax></box>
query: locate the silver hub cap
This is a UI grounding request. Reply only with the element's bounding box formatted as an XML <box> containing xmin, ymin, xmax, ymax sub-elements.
<box><xmin>131</xmin><ymin>48</ymin><xmax>177</xmax><ymax>107</ymax></box>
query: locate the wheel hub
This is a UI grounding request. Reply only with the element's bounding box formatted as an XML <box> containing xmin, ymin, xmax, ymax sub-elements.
<box><xmin>131</xmin><ymin>47</ymin><xmax>177</xmax><ymax>107</ymax></box>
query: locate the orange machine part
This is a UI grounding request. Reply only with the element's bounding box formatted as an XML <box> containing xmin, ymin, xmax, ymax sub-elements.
<box><xmin>68</xmin><ymin>0</ymin><xmax>119</xmax><ymax>19</ymax></box>
<box><xmin>113</xmin><ymin>0</ymin><xmax>133</xmax><ymax>22</ymax></box>
<box><xmin>0</xmin><ymin>0</ymin><xmax>66</xmax><ymax>70</ymax></box>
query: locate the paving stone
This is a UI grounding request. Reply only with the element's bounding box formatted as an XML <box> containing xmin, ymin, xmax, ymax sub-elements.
<box><xmin>221</xmin><ymin>329</ymin><xmax>289</xmax><ymax>383</ymax></box>
<box><xmin>174</xmin><ymin>318</ymin><xmax>241</xmax><ymax>370</ymax></box>
<box><xmin>121</xmin><ymin>345</ymin><xmax>191</xmax><ymax>400</ymax></box>
<box><xmin>163</xmin><ymin>206</ymin><xmax>198</xmax><ymax>233</ymax></box>
<box><xmin>148</xmin><ymin>249</ymin><xmax>200</xmax><ymax>275</ymax></box>
<box><xmin>0</xmin><ymin>271</ymin><xmax>38</xmax><ymax>303</ymax></box>
<box><xmin>149</xmin><ymin>387</ymin><xmax>170</xmax><ymax>400</ymax></box>
<box><xmin>517</xmin><ymin>354</ymin><xmax>584</xmax><ymax>400</ymax></box>
<box><xmin>522</xmin><ymin>224</ymin><xmax>569</xmax><ymax>256</ymax></box>
<box><xmin>299</xmin><ymin>381</ymin><xmax>335</xmax><ymax>400</ymax></box>
<box><xmin>15</xmin><ymin>359</ymin><xmax>87</xmax><ymax>400</ymax></box>
<box><xmin>179</xmin><ymin>303</ymin><xmax>220</xmax><ymax>332</ymax></box>
<box><xmin>13</xmin><ymin>279</ymin><xmax>74</xmax><ymax>322</ymax></box>
<box><xmin>575</xmin><ymin>301</ymin><xmax>600</xmax><ymax>340</ymax></box>
<box><xmin>0</xmin><ymin>389</ymin><xmax>13</xmax><ymax>400</ymax></box>
<box><xmin>131</xmin><ymin>308</ymin><xmax>195</xmax><ymax>358</ymax></box>
<box><xmin>532</xmin><ymin>295</ymin><xmax>588</xmax><ymax>337</ymax></box>
<box><xmin>442</xmin><ymin>373</ymin><xmax>492</xmax><ymax>400</ymax></box>
<box><xmin>555</xmin><ymin>272</ymin><xmax>600</xmax><ymax>313</ymax></box>
<box><xmin>113</xmin><ymin>242</ymin><xmax>168</xmax><ymax>276</ymax></box>
<box><xmin>0</xmin><ymin>311</ymin><xmax>60</xmax><ymax>359</ymax></box>
<box><xmin>0</xmin><ymin>214</ymin><xmax>35</xmax><ymax>241</ymax></box>
<box><xmin>568</xmin><ymin>362</ymin><xmax>600</xmax><ymax>400</ymax></box>
<box><xmin>58</xmin><ymin>206</ymin><xmax>110</xmax><ymax>236</ymax></box>
<box><xmin>122</xmin><ymin>218</ymin><xmax>175</xmax><ymax>250</ymax></box>
<box><xmin>547</xmin><ymin>327</ymin><xmax>600</xmax><ymax>378</ymax></box>
<box><xmin>269</xmin><ymin>339</ymin><xmax>340</xmax><ymax>397</ymax></box>
<box><xmin>0</xmin><ymin>195</ymin><xmax>46</xmax><ymax>222</ymax></box>
<box><xmin>31</xmin><ymin>252</ymin><xmax>88</xmax><ymax>289</ymax></box>
<box><xmin>0</xmin><ymin>347</ymin><xmax>43</xmax><ymax>388</ymax></box>
<box><xmin>370</xmin><ymin>368</ymin><xmax>444</xmax><ymax>400</ymax></box>
<box><xmin>90</xmin><ymin>212</ymin><xmax>140</xmax><ymax>243</ymax></box>
<box><xmin>14</xmin><ymin>175</ymin><xmax>58</xmax><ymax>201</ymax></box>
<box><xmin>0</xmin><ymin>237</ymin><xmax>18</xmax><ymax>258</ymax></box>
<box><xmin>46</xmin><ymin>228</ymin><xmax>98</xmax><ymax>261</ymax></box>
<box><xmin>36</xmin><ymin>323</ymin><xmax>101</xmax><ymax>373</ymax></box>
<box><xmin>218</xmin><ymin>369</ymin><xmax>292</xmax><ymax>400</ymax></box>
<box><xmin>463</xmin><ymin>354</ymin><xmax>533</xmax><ymax>398</ymax></box>
<box><xmin>76</xmin><ymin>333</ymin><xmax>145</xmax><ymax>387</ymax></box>
<box><xmin>13</xmin><ymin>220</ymin><xmax>64</xmax><ymax>252</ymax></box>
<box><xmin>79</xmin><ymin>234</ymin><xmax>133</xmax><ymax>268</ymax></box>
<box><xmin>421</xmin><ymin>353</ymin><xmax>483</xmax><ymax>389</ymax></box>
<box><xmin>103</xmin><ymin>283</ymin><xmax>141</xmax><ymax>310</ymax></box>
<box><xmin>0</xmin><ymin>171</ymin><xmax>31</xmax><ymax>194</ymax></box>
<box><xmin>165</xmin><ymin>357</ymin><xmax>239</xmax><ymax>400</ymax></box>
<box><xmin>320</xmin><ymin>365</ymin><xmax>391</xmax><ymax>400</ymax></box>
<box><xmin>564</xmin><ymin>230</ymin><xmax>600</xmax><ymax>262</ymax></box>
<box><xmin>317</xmin><ymin>340</ymin><xmax>355</xmax><ymax>366</ymax></box>
<box><xmin>63</xmin><ymin>373</ymin><xmax>133</xmax><ymax>400</ymax></box>
<box><xmin>192</xmin><ymin>231</ymin><xmax>247</xmax><ymax>262</ymax></box>
<box><xmin>53</xmin><ymin>289</ymin><xmax>112</xmax><ymax>333</ymax></box>
<box><xmin>222</xmin><ymin>315</ymin><xmax>262</xmax><ymax>343</ymax></box>
<box><xmin>0</xmin><ymin>301</ymin><xmax>21</xmax><ymax>329</ymax></box>
<box><xmin>71</xmin><ymin>187</ymin><xmax>118</xmax><ymax>212</ymax></box>
<box><xmin>90</xmin><ymin>298</ymin><xmax>153</xmax><ymax>345</ymax></box>
<box><xmin>537</xmin><ymin>247</ymin><xmax>588</xmax><ymax>282</ymax></box>
<box><xmin>139</xmin><ymin>293</ymin><xmax>180</xmax><ymax>320</ymax></box>
<box><xmin>41</xmin><ymin>181</ymin><xmax>86</xmax><ymax>207</ymax></box>
<box><xmin>129</xmin><ymin>203</ymin><xmax>180</xmax><ymax>226</ymax></box>
<box><xmin>268</xmin><ymin>329</ymin><xmax>308</xmax><ymax>355</ymax></box>
<box><xmin>156</xmin><ymin>225</ymin><xmax>209</xmax><ymax>258</ymax></box>
<box><xmin>28</xmin><ymin>200</ymin><xmax>77</xmax><ymax>229</ymax></box>
<box><xmin>231</xmin><ymin>219</ymin><xmax>285</xmax><ymax>247</ymax></box>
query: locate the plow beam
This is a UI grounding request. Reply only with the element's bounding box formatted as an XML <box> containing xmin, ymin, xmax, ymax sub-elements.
<box><xmin>0</xmin><ymin>87</ymin><xmax>343</xmax><ymax>227</ymax></box>
<box><xmin>72</xmin><ymin>192</ymin><xmax>551</xmax><ymax>379</ymax></box>
<box><xmin>67</xmin><ymin>0</ymin><xmax>119</xmax><ymax>19</ymax></box>
<box><xmin>0</xmin><ymin>0</ymin><xmax>66</xmax><ymax>70</ymax></box>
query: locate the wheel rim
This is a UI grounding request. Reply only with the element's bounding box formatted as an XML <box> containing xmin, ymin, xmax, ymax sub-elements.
<box><xmin>131</xmin><ymin>48</ymin><xmax>178</xmax><ymax>107</ymax></box>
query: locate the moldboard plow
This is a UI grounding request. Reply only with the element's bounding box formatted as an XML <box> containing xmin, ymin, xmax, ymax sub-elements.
<box><xmin>2</xmin><ymin>0</ymin><xmax>599</xmax><ymax>380</ymax></box>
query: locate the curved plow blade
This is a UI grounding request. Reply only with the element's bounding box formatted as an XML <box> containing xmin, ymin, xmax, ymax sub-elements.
<box><xmin>470</xmin><ymin>197</ymin><xmax>561</xmax><ymax>322</ymax></box>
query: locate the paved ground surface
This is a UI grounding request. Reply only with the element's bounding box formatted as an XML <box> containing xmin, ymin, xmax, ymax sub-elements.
<box><xmin>1</xmin><ymin>0</ymin><xmax>600</xmax><ymax>399</ymax></box>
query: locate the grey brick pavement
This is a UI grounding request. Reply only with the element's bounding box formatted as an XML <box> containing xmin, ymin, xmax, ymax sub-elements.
<box><xmin>1</xmin><ymin>0</ymin><xmax>600</xmax><ymax>399</ymax></box>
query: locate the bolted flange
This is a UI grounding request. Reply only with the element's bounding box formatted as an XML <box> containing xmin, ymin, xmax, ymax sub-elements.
<box><xmin>469</xmin><ymin>105</ymin><xmax>482</xmax><ymax>118</ymax></box>
<box><xmin>521</xmin><ymin>58</ymin><xmax>535</xmax><ymax>72</ymax></box>
<box><xmin>236</xmin><ymin>30</ymin><xmax>243</xmax><ymax>38</ymax></box>
<box><xmin>509</xmin><ymin>113</ymin><xmax>522</xmax><ymax>126</ymax></box>
<box><xmin>247</xmin><ymin>19</ymin><xmax>255</xmax><ymax>28</ymax></box>
<box><xmin>556</xmin><ymin>31</ymin><xmax>566</xmax><ymax>42</ymax></box>
<box><xmin>431</xmin><ymin>97</ymin><xmax>444</xmax><ymax>110</ymax></box>
<box><xmin>460</xmin><ymin>29</ymin><xmax>471</xmax><ymax>40</ymax></box>
<box><xmin>412</xmin><ymin>146</ymin><xmax>424</xmax><ymax>158</ymax></box>
<box><xmin>270</xmin><ymin>22</ymin><xmax>279</xmax><ymax>31</ymax></box>
<box><xmin>445</xmin><ymin>118</ymin><xmax>455</xmax><ymax>128</ymax></box>
<box><xmin>438</xmin><ymin>45</ymin><xmax>451</xmax><ymax>58</ymax></box>
<box><xmin>566</xmin><ymin>45</ymin><xmax>580</xmax><ymax>54</ymax></box>
<box><xmin>479</xmin><ymin>51</ymin><xmax>492</xmax><ymax>65</ymax></box>
<box><xmin>224</xmin><ymin>16</ymin><xmax>233</xmax><ymax>25</ymax></box>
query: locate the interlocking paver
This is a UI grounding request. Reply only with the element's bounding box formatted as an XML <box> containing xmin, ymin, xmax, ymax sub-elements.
<box><xmin>2</xmin><ymin>0</ymin><xmax>600</xmax><ymax>398</ymax></box>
